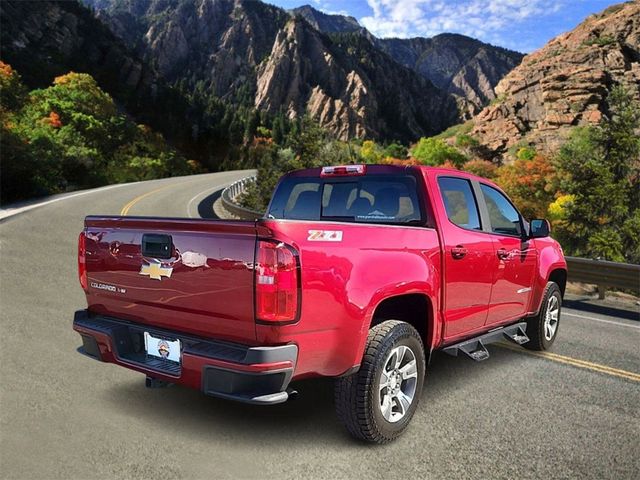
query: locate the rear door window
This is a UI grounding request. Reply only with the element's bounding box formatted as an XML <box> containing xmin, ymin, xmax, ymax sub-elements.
<box><xmin>268</xmin><ymin>175</ymin><xmax>423</xmax><ymax>225</ymax></box>
<box><xmin>437</xmin><ymin>177</ymin><xmax>481</xmax><ymax>230</ymax></box>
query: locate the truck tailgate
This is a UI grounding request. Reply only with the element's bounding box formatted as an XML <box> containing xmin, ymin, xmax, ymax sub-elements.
<box><xmin>82</xmin><ymin>216</ymin><xmax>262</xmax><ymax>343</ymax></box>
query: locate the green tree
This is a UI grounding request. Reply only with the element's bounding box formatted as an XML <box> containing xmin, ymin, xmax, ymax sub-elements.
<box><xmin>383</xmin><ymin>142</ymin><xmax>408</xmax><ymax>159</ymax></box>
<box><xmin>271</xmin><ymin>111</ymin><xmax>286</xmax><ymax>145</ymax></box>
<box><xmin>555</xmin><ymin>86</ymin><xmax>640</xmax><ymax>262</ymax></box>
<box><xmin>411</xmin><ymin>137</ymin><xmax>467</xmax><ymax>167</ymax></box>
<box><xmin>244</xmin><ymin>109</ymin><xmax>259</xmax><ymax>142</ymax></box>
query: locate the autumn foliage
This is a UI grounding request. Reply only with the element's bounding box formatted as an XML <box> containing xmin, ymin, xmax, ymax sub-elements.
<box><xmin>1</xmin><ymin>64</ymin><xmax>199</xmax><ymax>203</ymax></box>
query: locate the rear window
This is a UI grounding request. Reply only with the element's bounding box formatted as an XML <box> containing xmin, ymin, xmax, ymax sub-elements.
<box><xmin>267</xmin><ymin>175</ymin><xmax>423</xmax><ymax>225</ymax></box>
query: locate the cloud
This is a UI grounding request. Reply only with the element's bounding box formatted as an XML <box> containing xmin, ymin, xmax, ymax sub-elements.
<box><xmin>360</xmin><ymin>0</ymin><xmax>568</xmax><ymax>50</ymax></box>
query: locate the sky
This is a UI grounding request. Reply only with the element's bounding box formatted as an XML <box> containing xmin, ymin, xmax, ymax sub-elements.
<box><xmin>267</xmin><ymin>0</ymin><xmax>620</xmax><ymax>52</ymax></box>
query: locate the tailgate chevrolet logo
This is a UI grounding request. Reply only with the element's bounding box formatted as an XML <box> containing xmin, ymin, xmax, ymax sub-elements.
<box><xmin>139</xmin><ymin>260</ymin><xmax>173</xmax><ymax>280</ymax></box>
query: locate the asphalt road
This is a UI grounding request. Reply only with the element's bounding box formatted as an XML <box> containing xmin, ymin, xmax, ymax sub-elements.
<box><xmin>1</xmin><ymin>172</ymin><xmax>639</xmax><ymax>480</ymax></box>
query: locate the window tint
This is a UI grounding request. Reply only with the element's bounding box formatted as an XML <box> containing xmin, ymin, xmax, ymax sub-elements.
<box><xmin>480</xmin><ymin>184</ymin><xmax>522</xmax><ymax>236</ymax></box>
<box><xmin>268</xmin><ymin>175</ymin><xmax>422</xmax><ymax>224</ymax></box>
<box><xmin>437</xmin><ymin>177</ymin><xmax>481</xmax><ymax>230</ymax></box>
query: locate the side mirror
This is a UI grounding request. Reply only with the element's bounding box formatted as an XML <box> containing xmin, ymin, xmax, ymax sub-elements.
<box><xmin>530</xmin><ymin>219</ymin><xmax>550</xmax><ymax>238</ymax></box>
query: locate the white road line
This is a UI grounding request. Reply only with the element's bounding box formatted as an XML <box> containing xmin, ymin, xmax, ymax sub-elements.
<box><xmin>186</xmin><ymin>176</ymin><xmax>238</xmax><ymax>218</ymax></box>
<box><xmin>563</xmin><ymin>311</ymin><xmax>640</xmax><ymax>330</ymax></box>
<box><xmin>0</xmin><ymin>183</ymin><xmax>134</xmax><ymax>221</ymax></box>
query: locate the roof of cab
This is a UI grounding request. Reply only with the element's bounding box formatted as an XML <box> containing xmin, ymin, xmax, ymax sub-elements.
<box><xmin>286</xmin><ymin>164</ymin><xmax>498</xmax><ymax>186</ymax></box>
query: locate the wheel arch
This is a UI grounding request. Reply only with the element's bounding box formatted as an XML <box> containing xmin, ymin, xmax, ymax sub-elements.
<box><xmin>370</xmin><ymin>293</ymin><xmax>436</xmax><ymax>362</ymax></box>
<box><xmin>548</xmin><ymin>268</ymin><xmax>567</xmax><ymax>298</ymax></box>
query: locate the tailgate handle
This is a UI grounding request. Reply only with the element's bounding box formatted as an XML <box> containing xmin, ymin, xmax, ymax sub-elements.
<box><xmin>141</xmin><ymin>234</ymin><xmax>173</xmax><ymax>259</ymax></box>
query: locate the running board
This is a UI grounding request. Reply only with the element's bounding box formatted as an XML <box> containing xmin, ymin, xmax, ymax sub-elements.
<box><xmin>443</xmin><ymin>322</ymin><xmax>529</xmax><ymax>362</ymax></box>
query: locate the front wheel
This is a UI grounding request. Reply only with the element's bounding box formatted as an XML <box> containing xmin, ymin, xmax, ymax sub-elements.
<box><xmin>334</xmin><ymin>320</ymin><xmax>426</xmax><ymax>443</ymax></box>
<box><xmin>524</xmin><ymin>281</ymin><xmax>562</xmax><ymax>351</ymax></box>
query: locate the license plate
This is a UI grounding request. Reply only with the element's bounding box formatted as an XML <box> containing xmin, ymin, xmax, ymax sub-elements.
<box><xmin>144</xmin><ymin>332</ymin><xmax>181</xmax><ymax>363</ymax></box>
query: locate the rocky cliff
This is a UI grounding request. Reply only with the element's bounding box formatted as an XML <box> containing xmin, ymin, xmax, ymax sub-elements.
<box><xmin>469</xmin><ymin>1</ymin><xmax>640</xmax><ymax>159</ymax></box>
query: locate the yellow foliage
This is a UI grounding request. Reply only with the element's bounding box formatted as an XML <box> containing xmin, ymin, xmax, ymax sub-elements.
<box><xmin>547</xmin><ymin>194</ymin><xmax>574</xmax><ymax>221</ymax></box>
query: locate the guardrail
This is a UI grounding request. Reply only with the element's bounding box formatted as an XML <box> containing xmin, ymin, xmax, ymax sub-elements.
<box><xmin>220</xmin><ymin>176</ymin><xmax>263</xmax><ymax>220</ymax></box>
<box><xmin>566</xmin><ymin>256</ymin><xmax>640</xmax><ymax>298</ymax></box>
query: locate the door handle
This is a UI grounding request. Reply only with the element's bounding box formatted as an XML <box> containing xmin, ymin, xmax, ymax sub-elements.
<box><xmin>497</xmin><ymin>248</ymin><xmax>509</xmax><ymax>260</ymax></box>
<box><xmin>451</xmin><ymin>245</ymin><xmax>467</xmax><ymax>259</ymax></box>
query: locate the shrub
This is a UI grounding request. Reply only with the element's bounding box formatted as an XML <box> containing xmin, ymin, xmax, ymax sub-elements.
<box><xmin>411</xmin><ymin>137</ymin><xmax>467</xmax><ymax>167</ymax></box>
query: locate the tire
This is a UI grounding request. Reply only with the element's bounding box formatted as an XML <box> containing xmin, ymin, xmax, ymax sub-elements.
<box><xmin>334</xmin><ymin>320</ymin><xmax>426</xmax><ymax>443</ymax></box>
<box><xmin>523</xmin><ymin>281</ymin><xmax>562</xmax><ymax>351</ymax></box>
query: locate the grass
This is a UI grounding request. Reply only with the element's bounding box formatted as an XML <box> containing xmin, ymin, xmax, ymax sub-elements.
<box><xmin>583</xmin><ymin>36</ymin><xmax>616</xmax><ymax>47</ymax></box>
<box><xmin>434</xmin><ymin>120</ymin><xmax>474</xmax><ymax>140</ymax></box>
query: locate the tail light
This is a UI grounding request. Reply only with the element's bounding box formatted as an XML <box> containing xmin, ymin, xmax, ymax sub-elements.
<box><xmin>78</xmin><ymin>231</ymin><xmax>88</xmax><ymax>291</ymax></box>
<box><xmin>255</xmin><ymin>240</ymin><xmax>299</xmax><ymax>323</ymax></box>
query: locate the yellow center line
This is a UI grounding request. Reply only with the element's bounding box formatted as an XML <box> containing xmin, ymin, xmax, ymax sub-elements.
<box><xmin>498</xmin><ymin>343</ymin><xmax>640</xmax><ymax>382</ymax></box>
<box><xmin>120</xmin><ymin>182</ymin><xmax>185</xmax><ymax>216</ymax></box>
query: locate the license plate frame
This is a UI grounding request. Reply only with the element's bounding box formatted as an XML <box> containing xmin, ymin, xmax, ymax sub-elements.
<box><xmin>144</xmin><ymin>331</ymin><xmax>181</xmax><ymax>364</ymax></box>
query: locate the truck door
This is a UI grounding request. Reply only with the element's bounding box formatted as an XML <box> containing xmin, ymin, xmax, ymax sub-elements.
<box><xmin>477</xmin><ymin>183</ymin><xmax>537</xmax><ymax>324</ymax></box>
<box><xmin>436</xmin><ymin>177</ymin><xmax>496</xmax><ymax>340</ymax></box>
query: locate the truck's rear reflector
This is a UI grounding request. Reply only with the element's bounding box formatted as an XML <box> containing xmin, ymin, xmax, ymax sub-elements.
<box><xmin>321</xmin><ymin>165</ymin><xmax>366</xmax><ymax>177</ymax></box>
<box><xmin>78</xmin><ymin>231</ymin><xmax>88</xmax><ymax>292</ymax></box>
<box><xmin>255</xmin><ymin>240</ymin><xmax>299</xmax><ymax>323</ymax></box>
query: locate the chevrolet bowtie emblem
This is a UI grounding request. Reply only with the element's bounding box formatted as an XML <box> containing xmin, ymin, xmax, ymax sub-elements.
<box><xmin>139</xmin><ymin>260</ymin><xmax>173</xmax><ymax>280</ymax></box>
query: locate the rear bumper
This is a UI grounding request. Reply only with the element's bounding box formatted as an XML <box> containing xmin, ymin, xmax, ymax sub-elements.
<box><xmin>73</xmin><ymin>310</ymin><xmax>297</xmax><ymax>405</ymax></box>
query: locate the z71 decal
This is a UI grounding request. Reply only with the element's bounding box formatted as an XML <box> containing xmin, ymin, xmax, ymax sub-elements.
<box><xmin>307</xmin><ymin>230</ymin><xmax>343</xmax><ymax>242</ymax></box>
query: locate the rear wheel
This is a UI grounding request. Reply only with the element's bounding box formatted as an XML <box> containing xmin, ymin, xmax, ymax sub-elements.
<box><xmin>334</xmin><ymin>320</ymin><xmax>425</xmax><ymax>443</ymax></box>
<box><xmin>524</xmin><ymin>282</ymin><xmax>562</xmax><ymax>351</ymax></box>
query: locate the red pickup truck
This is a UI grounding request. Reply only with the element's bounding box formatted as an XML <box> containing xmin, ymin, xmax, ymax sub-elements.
<box><xmin>74</xmin><ymin>165</ymin><xmax>567</xmax><ymax>443</ymax></box>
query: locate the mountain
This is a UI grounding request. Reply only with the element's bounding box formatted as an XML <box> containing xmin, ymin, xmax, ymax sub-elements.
<box><xmin>291</xmin><ymin>5</ymin><xmax>362</xmax><ymax>34</ymax></box>
<box><xmin>291</xmin><ymin>5</ymin><xmax>523</xmax><ymax>115</ymax></box>
<box><xmin>377</xmin><ymin>35</ymin><xmax>523</xmax><ymax>116</ymax></box>
<box><xmin>468</xmin><ymin>1</ymin><xmax>640</xmax><ymax>159</ymax></box>
<box><xmin>255</xmin><ymin>18</ymin><xmax>457</xmax><ymax>140</ymax></box>
<box><xmin>2</xmin><ymin>0</ymin><xmax>523</xmax><ymax>145</ymax></box>
<box><xmin>83</xmin><ymin>0</ymin><xmax>458</xmax><ymax>141</ymax></box>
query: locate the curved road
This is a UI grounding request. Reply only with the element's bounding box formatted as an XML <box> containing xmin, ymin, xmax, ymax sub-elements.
<box><xmin>1</xmin><ymin>171</ymin><xmax>639</xmax><ymax>479</ymax></box>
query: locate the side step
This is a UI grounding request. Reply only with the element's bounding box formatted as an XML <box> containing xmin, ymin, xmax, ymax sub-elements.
<box><xmin>443</xmin><ymin>322</ymin><xmax>529</xmax><ymax>362</ymax></box>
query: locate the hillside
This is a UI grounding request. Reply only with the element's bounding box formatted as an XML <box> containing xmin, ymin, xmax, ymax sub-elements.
<box><xmin>378</xmin><ymin>35</ymin><xmax>523</xmax><ymax>116</ymax></box>
<box><xmin>468</xmin><ymin>1</ymin><xmax>640</xmax><ymax>159</ymax></box>
<box><xmin>0</xmin><ymin>0</ymin><xmax>213</xmax><ymax>165</ymax></box>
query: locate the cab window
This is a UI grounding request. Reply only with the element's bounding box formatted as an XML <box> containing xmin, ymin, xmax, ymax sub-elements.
<box><xmin>437</xmin><ymin>177</ymin><xmax>481</xmax><ymax>230</ymax></box>
<box><xmin>480</xmin><ymin>184</ymin><xmax>522</xmax><ymax>236</ymax></box>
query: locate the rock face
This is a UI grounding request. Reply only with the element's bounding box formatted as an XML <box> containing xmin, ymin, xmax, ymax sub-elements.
<box><xmin>470</xmin><ymin>2</ymin><xmax>640</xmax><ymax>159</ymax></box>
